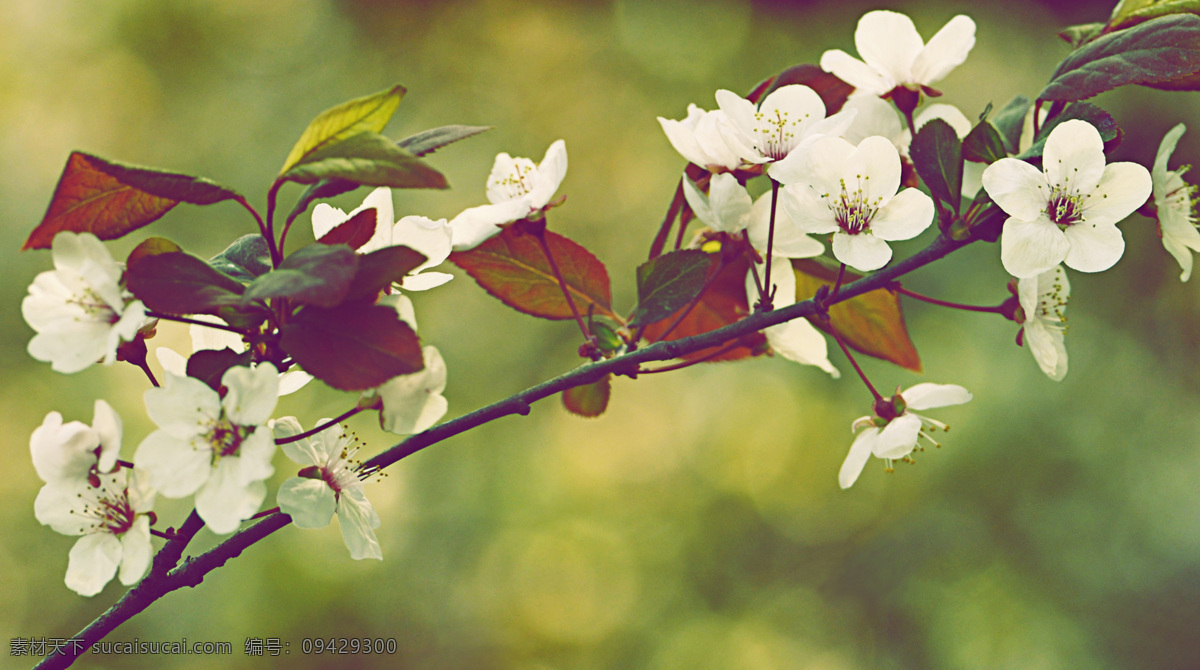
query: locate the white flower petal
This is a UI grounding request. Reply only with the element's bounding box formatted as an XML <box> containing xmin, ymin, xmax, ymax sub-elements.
<box><xmin>910</xmin><ymin>15</ymin><xmax>976</xmax><ymax>85</ymax></box>
<box><xmin>707</xmin><ymin>173</ymin><xmax>753</xmax><ymax>233</ymax></box>
<box><xmin>221</xmin><ymin>364</ymin><xmax>279</xmax><ymax>426</ymax></box>
<box><xmin>1085</xmin><ymin>162</ymin><xmax>1153</xmax><ymax>227</ymax></box>
<box><xmin>870</xmin><ymin>188</ymin><xmax>934</xmax><ymax>241</ymax></box>
<box><xmin>839</xmin><ymin>427</ymin><xmax>879</xmax><ymax>489</ymax></box>
<box><xmin>659</xmin><ymin>106</ymin><xmax>708</xmax><ymax>167</ymax></box>
<box><xmin>902</xmin><ymin>383</ymin><xmax>973</xmax><ymax>410</ymax></box>
<box><xmin>378</xmin><ymin>346</ymin><xmax>449</xmax><ymax>435</ymax></box>
<box><xmin>155</xmin><ymin>347</ymin><xmax>187</xmax><ymax>377</ymax></box>
<box><xmin>448</xmin><ymin>199</ymin><xmax>530</xmax><ymax>251</ymax></box>
<box><xmin>118</xmin><ymin>516</ymin><xmax>152</xmax><ymax>586</ymax></box>
<box><xmin>820</xmin><ymin>49</ymin><xmax>892</xmax><ymax>96</ymax></box>
<box><xmin>873</xmin><ymin>414</ymin><xmax>922</xmax><ymax>459</ymax></box>
<box><xmin>530</xmin><ymin>139</ymin><xmax>568</xmax><ymax>209</ymax></box>
<box><xmin>232</xmin><ymin>429</ymin><xmax>277</xmax><ymax>485</ymax></box>
<box><xmin>855</xmin><ymin>10</ymin><xmax>923</xmax><ymax>86</ymax></box>
<box><xmin>749</xmin><ymin>190</ymin><xmax>825</xmax><ymax>258</ymax></box>
<box><xmin>983</xmin><ymin>158</ymin><xmax>1050</xmax><ymax>221</ymax></box>
<box><xmin>92</xmin><ymin>400</ymin><xmax>122</xmax><ymax>474</ymax></box>
<box><xmin>765</xmin><ymin>318</ymin><xmax>839</xmax><ymax>377</ymax></box>
<box><xmin>1000</xmin><ymin>218</ymin><xmax>1070</xmax><ymax>278</ymax></box>
<box><xmin>65</xmin><ymin>533</ymin><xmax>122</xmax><ymax>597</ymax></box>
<box><xmin>35</xmin><ymin>481</ymin><xmax>91</xmax><ymax>535</ymax></box>
<box><xmin>1025</xmin><ymin>320</ymin><xmax>1068</xmax><ymax>381</ymax></box>
<box><xmin>277</xmin><ymin>369</ymin><xmax>314</xmax><ymax>396</ymax></box>
<box><xmin>915</xmin><ymin>103</ymin><xmax>971</xmax><ymax>138</ymax></box>
<box><xmin>1043</xmin><ymin>120</ymin><xmax>1105</xmax><ymax>195</ymax></box>
<box><xmin>833</xmin><ymin>232</ymin><xmax>893</xmax><ymax>272</ymax></box>
<box><xmin>144</xmin><ymin>373</ymin><xmax>220</xmax><ymax>439</ymax></box>
<box><xmin>392</xmin><ymin>215</ymin><xmax>453</xmax><ymax>270</ymax></box>
<box><xmin>336</xmin><ymin>487</ymin><xmax>383</xmax><ymax>560</ymax></box>
<box><xmin>30</xmin><ymin>412</ymin><xmax>97</xmax><ymax>485</ymax></box>
<box><xmin>1062</xmin><ymin>222</ymin><xmax>1125</xmax><ymax>273</ymax></box>
<box><xmin>134</xmin><ymin>432</ymin><xmax>212</xmax><ymax>498</ymax></box>
<box><xmin>278</xmin><ymin>477</ymin><xmax>337</xmax><ymax>529</ymax></box>
<box><xmin>195</xmin><ymin>459</ymin><xmax>266</xmax><ymax>534</ymax></box>
<box><xmin>273</xmin><ymin>417</ymin><xmax>319</xmax><ymax>466</ymax></box>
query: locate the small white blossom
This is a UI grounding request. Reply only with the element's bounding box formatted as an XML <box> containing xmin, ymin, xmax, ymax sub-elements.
<box><xmin>134</xmin><ymin>364</ymin><xmax>279</xmax><ymax>534</ymax></box>
<box><xmin>34</xmin><ymin>468</ymin><xmax>155</xmax><ymax>596</ymax></box>
<box><xmin>785</xmin><ymin>135</ymin><xmax>935</xmax><ymax>271</ymax></box>
<box><xmin>683</xmin><ymin>172</ymin><xmax>825</xmax><ymax>259</ymax></box>
<box><xmin>1017</xmin><ymin>265</ymin><xmax>1070</xmax><ymax>381</ymax></box>
<box><xmin>983</xmin><ymin>119</ymin><xmax>1152</xmax><ymax>278</ymax></box>
<box><xmin>22</xmin><ymin>232</ymin><xmax>147</xmax><ymax>374</ymax></box>
<box><xmin>312</xmin><ymin>187</ymin><xmax>454</xmax><ymax>291</ymax></box>
<box><xmin>30</xmin><ymin>400</ymin><xmax>122</xmax><ymax>486</ymax></box>
<box><xmin>1152</xmin><ymin>123</ymin><xmax>1200</xmax><ymax>281</ymax></box>
<box><xmin>361</xmin><ymin>294</ymin><xmax>449</xmax><ymax>435</ymax></box>
<box><xmin>839</xmin><ymin>383</ymin><xmax>972</xmax><ymax>489</ymax></box>
<box><xmin>820</xmin><ymin>10</ymin><xmax>976</xmax><ymax>98</ymax></box>
<box><xmin>715</xmin><ymin>85</ymin><xmax>856</xmax><ymax>183</ymax></box>
<box><xmin>658</xmin><ymin>104</ymin><xmax>743</xmax><ymax>172</ymax></box>
<box><xmin>449</xmin><ymin>140</ymin><xmax>568</xmax><ymax>250</ymax></box>
<box><xmin>273</xmin><ymin>418</ymin><xmax>382</xmax><ymax>560</ymax></box>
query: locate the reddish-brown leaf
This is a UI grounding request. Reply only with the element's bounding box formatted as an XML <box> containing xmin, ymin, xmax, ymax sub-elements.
<box><xmin>279</xmin><ymin>301</ymin><xmax>424</xmax><ymax>391</ymax></box>
<box><xmin>24</xmin><ymin>152</ymin><xmax>179</xmax><ymax>250</ymax></box>
<box><xmin>449</xmin><ymin>225</ymin><xmax>614</xmax><ymax>321</ymax></box>
<box><xmin>562</xmin><ymin>374</ymin><xmax>611</xmax><ymax>418</ymax></box>
<box><xmin>317</xmin><ymin>208</ymin><xmax>377</xmax><ymax>249</ymax></box>
<box><xmin>747</xmin><ymin>64</ymin><xmax>854</xmax><ymax>114</ymax></box>
<box><xmin>641</xmin><ymin>251</ymin><xmax>766</xmax><ymax>363</ymax></box>
<box><xmin>792</xmin><ymin>259</ymin><xmax>922</xmax><ymax>372</ymax></box>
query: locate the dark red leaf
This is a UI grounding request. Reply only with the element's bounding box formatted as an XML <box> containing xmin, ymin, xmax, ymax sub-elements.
<box><xmin>317</xmin><ymin>208</ymin><xmax>377</xmax><ymax>249</ymax></box>
<box><xmin>280</xmin><ymin>301</ymin><xmax>424</xmax><ymax>391</ymax></box>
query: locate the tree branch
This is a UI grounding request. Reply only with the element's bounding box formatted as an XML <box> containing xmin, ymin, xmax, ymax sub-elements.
<box><xmin>35</xmin><ymin>232</ymin><xmax>969</xmax><ymax>670</ymax></box>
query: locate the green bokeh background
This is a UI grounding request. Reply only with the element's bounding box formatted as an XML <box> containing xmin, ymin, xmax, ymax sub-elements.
<box><xmin>3</xmin><ymin>1</ymin><xmax>1200</xmax><ymax>668</ymax></box>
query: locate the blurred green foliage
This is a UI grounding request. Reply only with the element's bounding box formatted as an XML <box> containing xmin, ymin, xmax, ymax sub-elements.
<box><xmin>3</xmin><ymin>1</ymin><xmax>1200</xmax><ymax>668</ymax></box>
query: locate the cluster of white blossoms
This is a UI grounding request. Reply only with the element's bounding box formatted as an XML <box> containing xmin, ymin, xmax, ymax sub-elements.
<box><xmin>658</xmin><ymin>9</ymin><xmax>1190</xmax><ymax>487</ymax></box>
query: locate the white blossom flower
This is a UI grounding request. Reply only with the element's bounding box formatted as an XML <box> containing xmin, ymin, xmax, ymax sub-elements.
<box><xmin>312</xmin><ymin>187</ymin><xmax>454</xmax><ymax>291</ymax></box>
<box><xmin>34</xmin><ymin>468</ymin><xmax>155</xmax><ymax>596</ymax></box>
<box><xmin>785</xmin><ymin>135</ymin><xmax>935</xmax><ymax>271</ymax></box>
<box><xmin>272</xmin><ymin>418</ymin><xmax>382</xmax><ymax>560</ymax></box>
<box><xmin>1152</xmin><ymin>123</ymin><xmax>1200</xmax><ymax>281</ymax></box>
<box><xmin>682</xmin><ymin>172</ymin><xmax>824</xmax><ymax>258</ymax></box>
<box><xmin>1017</xmin><ymin>265</ymin><xmax>1069</xmax><ymax>381</ymax></box>
<box><xmin>839</xmin><ymin>383</ymin><xmax>972</xmax><ymax>489</ymax></box>
<box><xmin>820</xmin><ymin>10</ymin><xmax>976</xmax><ymax>98</ymax></box>
<box><xmin>449</xmin><ymin>140</ymin><xmax>568</xmax><ymax>250</ymax></box>
<box><xmin>715</xmin><ymin>85</ymin><xmax>856</xmax><ymax>183</ymax></box>
<box><xmin>983</xmin><ymin>119</ymin><xmax>1152</xmax><ymax>278</ymax></box>
<box><xmin>658</xmin><ymin>104</ymin><xmax>743</xmax><ymax>171</ymax></box>
<box><xmin>745</xmin><ymin>257</ymin><xmax>839</xmax><ymax>377</ymax></box>
<box><xmin>22</xmin><ymin>232</ymin><xmax>147</xmax><ymax>374</ymax></box>
<box><xmin>134</xmin><ymin>364</ymin><xmax>279</xmax><ymax>534</ymax></box>
<box><xmin>31</xmin><ymin>400</ymin><xmax>122</xmax><ymax>486</ymax></box>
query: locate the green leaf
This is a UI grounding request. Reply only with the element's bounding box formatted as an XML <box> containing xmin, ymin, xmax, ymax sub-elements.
<box><xmin>910</xmin><ymin>119</ymin><xmax>963</xmax><ymax>212</ymax></box>
<box><xmin>286</xmin><ymin>125</ymin><xmax>488</xmax><ymax>225</ymax></box>
<box><xmin>280</xmin><ymin>85</ymin><xmax>405</xmax><ymax>176</ymax></box>
<box><xmin>449</xmin><ymin>225</ymin><xmax>616</xmax><ymax>321</ymax></box>
<box><xmin>962</xmin><ymin>120</ymin><xmax>1008</xmax><ymax>164</ymax></box>
<box><xmin>344</xmin><ymin>245</ymin><xmax>428</xmax><ymax>302</ymax></box>
<box><xmin>562</xmin><ymin>375</ymin><xmax>611</xmax><ymax>418</ymax></box>
<box><xmin>280</xmin><ymin>131</ymin><xmax>448</xmax><ymax>190</ymax></box>
<box><xmin>1017</xmin><ymin>102</ymin><xmax>1121</xmax><ymax>160</ymax></box>
<box><xmin>1040</xmin><ymin>14</ymin><xmax>1200</xmax><ymax>102</ymax></box>
<box><xmin>963</xmin><ymin>190</ymin><xmax>1007</xmax><ymax>243</ymax></box>
<box><xmin>991</xmin><ymin>95</ymin><xmax>1031</xmax><ymax>154</ymax></box>
<box><xmin>316</xmin><ymin>207</ymin><xmax>377</xmax><ymax>249</ymax></box>
<box><xmin>1107</xmin><ymin>0</ymin><xmax>1200</xmax><ymax>32</ymax></box>
<box><xmin>126</xmin><ymin>251</ymin><xmax>246</xmax><ymax>315</ymax></box>
<box><xmin>280</xmin><ymin>301</ymin><xmax>424</xmax><ymax>391</ymax></box>
<box><xmin>1058</xmin><ymin>22</ymin><xmax>1105</xmax><ymax>48</ymax></box>
<box><xmin>186</xmin><ymin>348</ymin><xmax>252</xmax><ymax>392</ymax></box>
<box><xmin>243</xmin><ymin>244</ymin><xmax>359</xmax><ymax>308</ymax></box>
<box><xmin>208</xmin><ymin>234</ymin><xmax>273</xmax><ymax>284</ymax></box>
<box><xmin>632</xmin><ymin>249</ymin><xmax>713</xmax><ymax>326</ymax></box>
<box><xmin>792</xmin><ymin>258</ymin><xmax>921</xmax><ymax>372</ymax></box>
<box><xmin>397</xmin><ymin>124</ymin><xmax>492</xmax><ymax>157</ymax></box>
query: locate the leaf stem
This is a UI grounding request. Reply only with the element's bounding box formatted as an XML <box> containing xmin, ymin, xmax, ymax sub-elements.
<box><xmin>264</xmin><ymin>180</ymin><xmax>284</xmax><ymax>267</ymax></box>
<box><xmin>894</xmin><ymin>286</ymin><xmax>1005</xmax><ymax>313</ymax></box>
<box><xmin>233</xmin><ymin>195</ymin><xmax>271</xmax><ymax>250</ymax></box>
<box><xmin>758</xmin><ymin>178</ymin><xmax>780</xmax><ymax>310</ymax></box>
<box><xmin>533</xmin><ymin>228</ymin><xmax>594</xmax><ymax>343</ymax></box>
<box><xmin>134</xmin><ymin>360</ymin><xmax>159</xmax><ymax>387</ymax></box>
<box><xmin>830</xmin><ymin>325</ymin><xmax>882</xmax><ymax>402</ymax></box>
<box><xmin>276</xmin><ymin>407</ymin><xmax>365</xmax><ymax>445</ymax></box>
<box><xmin>649</xmin><ymin>177</ymin><xmax>686</xmax><ymax>260</ymax></box>
<box><xmin>828</xmin><ymin>263</ymin><xmax>848</xmax><ymax>303</ymax></box>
